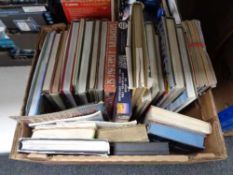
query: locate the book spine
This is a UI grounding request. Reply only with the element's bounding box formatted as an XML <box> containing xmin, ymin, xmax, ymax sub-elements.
<box><xmin>61</xmin><ymin>0</ymin><xmax>111</xmax><ymax>23</ymax></box>
<box><xmin>104</xmin><ymin>21</ymin><xmax>118</xmax><ymax>116</ymax></box>
<box><xmin>158</xmin><ymin>17</ymin><xmax>175</xmax><ymax>89</ymax></box>
<box><xmin>115</xmin><ymin>21</ymin><xmax>132</xmax><ymax>121</ymax></box>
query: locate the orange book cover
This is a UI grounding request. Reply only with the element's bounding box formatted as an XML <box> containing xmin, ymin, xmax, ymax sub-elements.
<box><xmin>61</xmin><ymin>0</ymin><xmax>111</xmax><ymax>22</ymax></box>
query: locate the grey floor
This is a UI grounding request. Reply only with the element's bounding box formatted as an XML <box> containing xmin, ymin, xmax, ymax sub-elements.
<box><xmin>0</xmin><ymin>137</ymin><xmax>232</xmax><ymax>175</ymax></box>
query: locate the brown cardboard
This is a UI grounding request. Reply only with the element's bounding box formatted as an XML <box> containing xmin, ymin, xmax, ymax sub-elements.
<box><xmin>9</xmin><ymin>24</ymin><xmax>227</xmax><ymax>164</ymax></box>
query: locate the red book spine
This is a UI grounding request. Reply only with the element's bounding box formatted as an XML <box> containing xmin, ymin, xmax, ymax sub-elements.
<box><xmin>104</xmin><ymin>21</ymin><xmax>118</xmax><ymax>116</ymax></box>
<box><xmin>61</xmin><ymin>0</ymin><xmax>111</xmax><ymax>23</ymax></box>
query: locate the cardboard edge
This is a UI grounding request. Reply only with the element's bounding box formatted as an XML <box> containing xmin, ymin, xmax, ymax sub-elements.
<box><xmin>9</xmin><ymin>153</ymin><xmax>227</xmax><ymax>165</ymax></box>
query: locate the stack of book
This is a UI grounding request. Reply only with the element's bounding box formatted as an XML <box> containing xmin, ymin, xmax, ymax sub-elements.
<box><xmin>18</xmin><ymin>104</ymin><xmax>212</xmax><ymax>155</ymax></box>
<box><xmin>26</xmin><ymin>19</ymin><xmax>117</xmax><ymax>116</ymax></box>
<box><xmin>26</xmin><ymin>1</ymin><xmax>216</xmax><ymax>118</ymax></box>
<box><xmin>18</xmin><ymin>108</ymin><xmax>170</xmax><ymax>155</ymax></box>
<box><xmin>20</xmin><ymin>0</ymin><xmax>217</xmax><ymax>156</ymax></box>
<box><xmin>182</xmin><ymin>20</ymin><xmax>217</xmax><ymax>94</ymax></box>
<box><xmin>146</xmin><ymin>106</ymin><xmax>211</xmax><ymax>153</ymax></box>
<box><xmin>127</xmin><ymin>2</ymin><xmax>198</xmax><ymax>115</ymax></box>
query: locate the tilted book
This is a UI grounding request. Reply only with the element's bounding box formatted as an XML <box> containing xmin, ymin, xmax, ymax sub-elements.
<box><xmin>114</xmin><ymin>21</ymin><xmax>132</xmax><ymax>121</ymax></box>
<box><xmin>148</xmin><ymin>123</ymin><xmax>205</xmax><ymax>149</ymax></box>
<box><xmin>145</xmin><ymin>106</ymin><xmax>212</xmax><ymax>134</ymax></box>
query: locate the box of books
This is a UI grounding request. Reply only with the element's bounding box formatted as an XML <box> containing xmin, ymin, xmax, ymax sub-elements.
<box><xmin>10</xmin><ymin>1</ymin><xmax>227</xmax><ymax>164</ymax></box>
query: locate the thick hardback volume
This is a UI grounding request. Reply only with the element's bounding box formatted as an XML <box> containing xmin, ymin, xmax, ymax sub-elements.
<box><xmin>182</xmin><ymin>20</ymin><xmax>217</xmax><ymax>94</ymax></box>
<box><xmin>104</xmin><ymin>21</ymin><xmax>118</xmax><ymax>116</ymax></box>
<box><xmin>166</xmin><ymin>25</ymin><xmax>197</xmax><ymax>112</ymax></box>
<box><xmin>61</xmin><ymin>0</ymin><xmax>111</xmax><ymax>23</ymax></box>
<box><xmin>31</xmin><ymin>127</ymin><xmax>96</xmax><ymax>139</ymax></box>
<box><xmin>72</xmin><ymin>19</ymin><xmax>85</xmax><ymax>102</ymax></box>
<box><xmin>145</xmin><ymin>106</ymin><xmax>212</xmax><ymax>134</ymax></box>
<box><xmin>129</xmin><ymin>2</ymin><xmax>149</xmax><ymax>112</ymax></box>
<box><xmin>110</xmin><ymin>142</ymin><xmax>169</xmax><ymax>155</ymax></box>
<box><xmin>114</xmin><ymin>21</ymin><xmax>132</xmax><ymax>121</ymax></box>
<box><xmin>147</xmin><ymin>123</ymin><xmax>205</xmax><ymax>149</ymax></box>
<box><xmin>76</xmin><ymin>21</ymin><xmax>94</xmax><ymax>104</ymax></box>
<box><xmin>97</xmin><ymin>125</ymin><xmax>149</xmax><ymax>142</ymax></box>
<box><xmin>96</xmin><ymin>21</ymin><xmax>108</xmax><ymax>102</ymax></box>
<box><xmin>42</xmin><ymin>33</ymin><xmax>61</xmax><ymax>109</ymax></box>
<box><xmin>88</xmin><ymin>20</ymin><xmax>101</xmax><ymax>102</ymax></box>
<box><xmin>18</xmin><ymin>138</ymin><xmax>110</xmax><ymax>155</ymax></box>
<box><xmin>157</xmin><ymin>16</ymin><xmax>174</xmax><ymax>89</ymax></box>
<box><xmin>157</xmin><ymin>17</ymin><xmax>185</xmax><ymax>108</ymax></box>
<box><xmin>50</xmin><ymin>31</ymin><xmax>68</xmax><ymax>110</ymax></box>
<box><xmin>61</xmin><ymin>22</ymin><xmax>79</xmax><ymax>107</ymax></box>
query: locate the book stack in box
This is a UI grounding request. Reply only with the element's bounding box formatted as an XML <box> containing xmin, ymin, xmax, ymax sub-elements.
<box><xmin>14</xmin><ymin>0</ymin><xmax>220</xmax><ymax>158</ymax></box>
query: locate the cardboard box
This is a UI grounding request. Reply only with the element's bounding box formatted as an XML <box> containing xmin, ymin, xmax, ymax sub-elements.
<box><xmin>9</xmin><ymin>24</ymin><xmax>227</xmax><ymax>164</ymax></box>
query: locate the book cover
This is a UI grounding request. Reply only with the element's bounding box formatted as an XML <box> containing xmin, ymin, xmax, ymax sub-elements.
<box><xmin>146</xmin><ymin>106</ymin><xmax>212</xmax><ymax>134</ymax></box>
<box><xmin>110</xmin><ymin>142</ymin><xmax>169</xmax><ymax>155</ymax></box>
<box><xmin>147</xmin><ymin>123</ymin><xmax>205</xmax><ymax>149</ymax></box>
<box><xmin>61</xmin><ymin>0</ymin><xmax>111</xmax><ymax>23</ymax></box>
<box><xmin>18</xmin><ymin>138</ymin><xmax>110</xmax><ymax>155</ymax></box>
<box><xmin>76</xmin><ymin>21</ymin><xmax>94</xmax><ymax>104</ymax></box>
<box><xmin>115</xmin><ymin>21</ymin><xmax>132</xmax><ymax>121</ymax></box>
<box><xmin>97</xmin><ymin>125</ymin><xmax>149</xmax><ymax>142</ymax></box>
<box><xmin>104</xmin><ymin>21</ymin><xmax>118</xmax><ymax>116</ymax></box>
<box><xmin>61</xmin><ymin>22</ymin><xmax>79</xmax><ymax>107</ymax></box>
<box><xmin>149</xmin><ymin>135</ymin><xmax>203</xmax><ymax>154</ymax></box>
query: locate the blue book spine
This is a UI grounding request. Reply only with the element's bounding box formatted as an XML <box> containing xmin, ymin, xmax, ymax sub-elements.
<box><xmin>115</xmin><ymin>21</ymin><xmax>132</xmax><ymax>121</ymax></box>
<box><xmin>147</xmin><ymin>123</ymin><xmax>205</xmax><ymax>149</ymax></box>
<box><xmin>218</xmin><ymin>106</ymin><xmax>233</xmax><ymax>132</ymax></box>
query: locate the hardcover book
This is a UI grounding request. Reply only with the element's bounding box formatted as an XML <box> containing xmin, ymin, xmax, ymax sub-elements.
<box><xmin>18</xmin><ymin>138</ymin><xmax>110</xmax><ymax>155</ymax></box>
<box><xmin>114</xmin><ymin>21</ymin><xmax>132</xmax><ymax>121</ymax></box>
<box><xmin>104</xmin><ymin>21</ymin><xmax>118</xmax><ymax>116</ymax></box>
<box><xmin>147</xmin><ymin>123</ymin><xmax>205</xmax><ymax>149</ymax></box>
<box><xmin>110</xmin><ymin>142</ymin><xmax>169</xmax><ymax>155</ymax></box>
<box><xmin>145</xmin><ymin>106</ymin><xmax>212</xmax><ymax>135</ymax></box>
<box><xmin>97</xmin><ymin>125</ymin><xmax>149</xmax><ymax>142</ymax></box>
